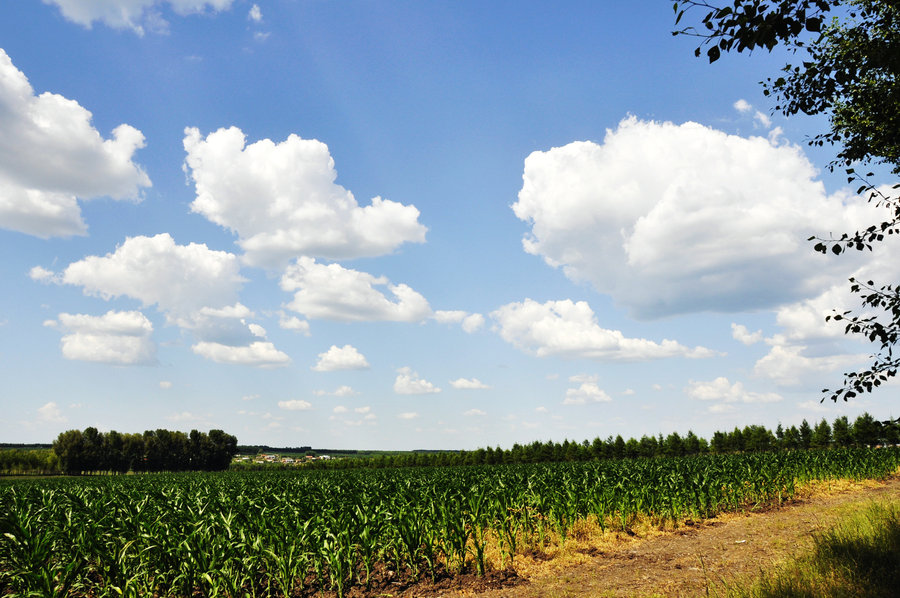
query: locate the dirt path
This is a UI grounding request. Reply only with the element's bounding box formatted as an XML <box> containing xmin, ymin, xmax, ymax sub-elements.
<box><xmin>462</xmin><ymin>476</ymin><xmax>900</xmax><ymax>598</ymax></box>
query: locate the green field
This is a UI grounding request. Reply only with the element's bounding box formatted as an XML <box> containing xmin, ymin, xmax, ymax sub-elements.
<box><xmin>2</xmin><ymin>448</ymin><xmax>899</xmax><ymax>597</ymax></box>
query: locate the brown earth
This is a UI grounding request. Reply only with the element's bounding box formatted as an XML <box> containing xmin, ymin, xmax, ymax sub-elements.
<box><xmin>402</xmin><ymin>475</ymin><xmax>900</xmax><ymax>598</ymax></box>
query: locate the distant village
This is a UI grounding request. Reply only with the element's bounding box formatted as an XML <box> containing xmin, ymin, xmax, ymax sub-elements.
<box><xmin>234</xmin><ymin>453</ymin><xmax>332</xmax><ymax>466</ymax></box>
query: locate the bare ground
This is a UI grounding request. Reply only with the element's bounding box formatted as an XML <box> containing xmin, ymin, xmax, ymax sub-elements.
<box><xmin>416</xmin><ymin>475</ymin><xmax>900</xmax><ymax>598</ymax></box>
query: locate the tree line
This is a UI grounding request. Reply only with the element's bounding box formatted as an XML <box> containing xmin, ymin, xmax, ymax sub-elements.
<box><xmin>51</xmin><ymin>428</ymin><xmax>238</xmax><ymax>474</ymax></box>
<box><xmin>305</xmin><ymin>413</ymin><xmax>898</xmax><ymax>470</ymax></box>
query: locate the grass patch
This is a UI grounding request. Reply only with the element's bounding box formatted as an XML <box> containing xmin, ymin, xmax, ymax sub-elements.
<box><xmin>730</xmin><ymin>501</ymin><xmax>900</xmax><ymax>598</ymax></box>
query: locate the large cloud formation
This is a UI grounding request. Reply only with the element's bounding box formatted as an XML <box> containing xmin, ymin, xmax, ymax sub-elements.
<box><xmin>0</xmin><ymin>49</ymin><xmax>150</xmax><ymax>238</ymax></box>
<box><xmin>44</xmin><ymin>0</ymin><xmax>234</xmax><ymax>35</ymax></box>
<box><xmin>183</xmin><ymin>127</ymin><xmax>427</xmax><ymax>267</ymax></box>
<box><xmin>491</xmin><ymin>299</ymin><xmax>715</xmax><ymax>361</ymax></box>
<box><xmin>513</xmin><ymin>117</ymin><xmax>871</xmax><ymax>319</ymax></box>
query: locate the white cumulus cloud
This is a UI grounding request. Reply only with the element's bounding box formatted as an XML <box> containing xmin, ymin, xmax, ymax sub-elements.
<box><xmin>191</xmin><ymin>341</ymin><xmax>289</xmax><ymax>368</ymax></box>
<box><xmin>394</xmin><ymin>367</ymin><xmax>441</xmax><ymax>395</ymax></box>
<box><xmin>0</xmin><ymin>50</ymin><xmax>150</xmax><ymax>238</ymax></box>
<box><xmin>434</xmin><ymin>310</ymin><xmax>485</xmax><ymax>333</ymax></box>
<box><xmin>685</xmin><ymin>377</ymin><xmax>782</xmax><ymax>404</ymax></box>
<box><xmin>279</xmin><ymin>314</ymin><xmax>310</xmax><ymax>335</ymax></box>
<box><xmin>491</xmin><ymin>298</ymin><xmax>715</xmax><ymax>361</ymax></box>
<box><xmin>278</xmin><ymin>399</ymin><xmax>313</xmax><ymax>411</ymax></box>
<box><xmin>56</xmin><ymin>233</ymin><xmax>245</xmax><ymax>319</ymax></box>
<box><xmin>513</xmin><ymin>117</ymin><xmax>870</xmax><ymax>319</ymax></box>
<box><xmin>563</xmin><ymin>376</ymin><xmax>612</xmax><ymax>405</ymax></box>
<box><xmin>312</xmin><ymin>344</ymin><xmax>370</xmax><ymax>372</ymax></box>
<box><xmin>45</xmin><ymin>310</ymin><xmax>156</xmax><ymax>365</ymax></box>
<box><xmin>183</xmin><ymin>127</ymin><xmax>426</xmax><ymax>267</ymax></box>
<box><xmin>282</xmin><ymin>257</ymin><xmax>431</xmax><ymax>322</ymax></box>
<box><xmin>450</xmin><ymin>378</ymin><xmax>491</xmax><ymax>390</ymax></box>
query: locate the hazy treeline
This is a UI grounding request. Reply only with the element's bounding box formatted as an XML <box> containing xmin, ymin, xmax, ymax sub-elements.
<box><xmin>0</xmin><ymin>448</ymin><xmax>59</xmax><ymax>475</ymax></box>
<box><xmin>50</xmin><ymin>427</ymin><xmax>238</xmax><ymax>474</ymax></box>
<box><xmin>306</xmin><ymin>413</ymin><xmax>899</xmax><ymax>470</ymax></box>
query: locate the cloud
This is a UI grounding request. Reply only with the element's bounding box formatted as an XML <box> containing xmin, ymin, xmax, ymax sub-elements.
<box><xmin>563</xmin><ymin>376</ymin><xmax>612</xmax><ymax>405</ymax></box>
<box><xmin>278</xmin><ymin>399</ymin><xmax>312</xmax><ymax>411</ymax></box>
<box><xmin>752</xmin><ymin>344</ymin><xmax>864</xmax><ymax>387</ymax></box>
<box><xmin>434</xmin><ymin>310</ymin><xmax>485</xmax><ymax>333</ymax></box>
<box><xmin>398</xmin><ymin>412</ymin><xmax>419</xmax><ymax>420</ymax></box>
<box><xmin>312</xmin><ymin>345</ymin><xmax>370</xmax><ymax>372</ymax></box>
<box><xmin>282</xmin><ymin>257</ymin><xmax>431</xmax><ymax>322</ymax></box>
<box><xmin>731</xmin><ymin>323</ymin><xmax>763</xmax><ymax>345</ymax></box>
<box><xmin>394</xmin><ymin>367</ymin><xmax>441</xmax><ymax>395</ymax></box>
<box><xmin>733</xmin><ymin>99</ymin><xmax>752</xmax><ymax>113</ymax></box>
<box><xmin>191</xmin><ymin>341</ymin><xmax>290</xmax><ymax>367</ymax></box>
<box><xmin>248</xmin><ymin>4</ymin><xmax>261</xmax><ymax>22</ymax></box>
<box><xmin>159</xmin><ymin>381</ymin><xmax>172</xmax><ymax>389</ymax></box>
<box><xmin>45</xmin><ymin>0</ymin><xmax>235</xmax><ymax>35</ymax></box>
<box><xmin>512</xmin><ymin>117</ymin><xmax>871</xmax><ymax>319</ymax></box>
<box><xmin>57</xmin><ymin>233</ymin><xmax>245</xmax><ymax>319</ymax></box>
<box><xmin>491</xmin><ymin>298</ymin><xmax>716</xmax><ymax>361</ymax></box>
<box><xmin>0</xmin><ymin>50</ymin><xmax>150</xmax><ymax>238</ymax></box>
<box><xmin>333</xmin><ymin>406</ymin><xmax>348</xmax><ymax>414</ymax></box>
<box><xmin>463</xmin><ymin>409</ymin><xmax>486</xmax><ymax>416</ymax></box>
<box><xmin>314</xmin><ymin>385</ymin><xmax>358</xmax><ymax>397</ymax></box>
<box><xmin>183</xmin><ymin>127</ymin><xmax>426</xmax><ymax>267</ymax></box>
<box><xmin>449</xmin><ymin>377</ymin><xmax>491</xmax><ymax>390</ymax></box>
<box><xmin>685</xmin><ymin>377</ymin><xmax>782</xmax><ymax>404</ymax></box>
<box><xmin>37</xmin><ymin>401</ymin><xmax>66</xmax><ymax>424</ymax></box>
<box><xmin>279</xmin><ymin>314</ymin><xmax>310</xmax><ymax>335</ymax></box>
<box><xmin>45</xmin><ymin>310</ymin><xmax>156</xmax><ymax>365</ymax></box>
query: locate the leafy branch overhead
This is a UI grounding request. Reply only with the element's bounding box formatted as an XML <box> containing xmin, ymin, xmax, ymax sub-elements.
<box><xmin>673</xmin><ymin>0</ymin><xmax>900</xmax><ymax>402</ymax></box>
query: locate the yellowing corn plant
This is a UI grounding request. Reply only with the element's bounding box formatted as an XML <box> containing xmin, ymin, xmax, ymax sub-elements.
<box><xmin>1</xmin><ymin>447</ymin><xmax>898</xmax><ymax>597</ymax></box>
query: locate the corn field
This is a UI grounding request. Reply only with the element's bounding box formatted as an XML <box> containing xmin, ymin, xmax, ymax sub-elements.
<box><xmin>2</xmin><ymin>448</ymin><xmax>898</xmax><ymax>597</ymax></box>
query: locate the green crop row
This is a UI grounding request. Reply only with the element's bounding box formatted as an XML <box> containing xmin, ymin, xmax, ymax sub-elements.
<box><xmin>2</xmin><ymin>448</ymin><xmax>898</xmax><ymax>597</ymax></box>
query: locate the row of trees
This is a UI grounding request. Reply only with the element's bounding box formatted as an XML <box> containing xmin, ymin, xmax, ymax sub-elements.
<box><xmin>52</xmin><ymin>428</ymin><xmax>238</xmax><ymax>474</ymax></box>
<box><xmin>0</xmin><ymin>448</ymin><xmax>58</xmax><ymax>475</ymax></box>
<box><xmin>307</xmin><ymin>413</ymin><xmax>897</xmax><ymax>469</ymax></box>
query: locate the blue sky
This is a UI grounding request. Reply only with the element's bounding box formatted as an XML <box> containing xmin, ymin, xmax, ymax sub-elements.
<box><xmin>1</xmin><ymin>0</ymin><xmax>897</xmax><ymax>450</ymax></box>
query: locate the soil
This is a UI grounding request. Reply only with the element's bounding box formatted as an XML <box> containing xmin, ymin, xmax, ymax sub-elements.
<box><xmin>407</xmin><ymin>475</ymin><xmax>900</xmax><ymax>598</ymax></box>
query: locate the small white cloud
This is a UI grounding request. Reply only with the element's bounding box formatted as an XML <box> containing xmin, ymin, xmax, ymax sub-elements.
<box><xmin>242</xmin><ymin>394</ymin><xmax>259</xmax><ymax>401</ymax></box>
<box><xmin>159</xmin><ymin>381</ymin><xmax>172</xmax><ymax>389</ymax></box>
<box><xmin>312</xmin><ymin>345</ymin><xmax>370</xmax><ymax>372</ymax></box>
<box><xmin>398</xmin><ymin>412</ymin><xmax>419</xmax><ymax>420</ymax></box>
<box><xmin>283</xmin><ymin>258</ymin><xmax>431</xmax><ymax>322</ymax></box>
<box><xmin>622</xmin><ymin>388</ymin><xmax>635</xmax><ymax>395</ymax></box>
<box><xmin>192</xmin><ymin>341</ymin><xmax>290</xmax><ymax>368</ymax></box>
<box><xmin>248</xmin><ymin>323</ymin><xmax>267</xmax><ymax>338</ymax></box>
<box><xmin>434</xmin><ymin>310</ymin><xmax>485</xmax><ymax>333</ymax></box>
<box><xmin>37</xmin><ymin>401</ymin><xmax>66</xmax><ymax>424</ymax></box>
<box><xmin>463</xmin><ymin>409</ymin><xmax>486</xmax><ymax>417</ymax></box>
<box><xmin>733</xmin><ymin>99</ymin><xmax>752</xmax><ymax>113</ymax></box>
<box><xmin>491</xmin><ymin>299</ymin><xmax>715</xmax><ymax>361</ymax></box>
<box><xmin>278</xmin><ymin>399</ymin><xmax>312</xmax><ymax>411</ymax></box>
<box><xmin>535</xmin><ymin>406</ymin><xmax>548</xmax><ymax>413</ymax></box>
<box><xmin>731</xmin><ymin>323</ymin><xmax>763</xmax><ymax>345</ymax></box>
<box><xmin>563</xmin><ymin>381</ymin><xmax>612</xmax><ymax>405</ymax></box>
<box><xmin>333</xmin><ymin>405</ymin><xmax>348</xmax><ymax>414</ymax></box>
<box><xmin>754</xmin><ymin>111</ymin><xmax>772</xmax><ymax>128</ymax></box>
<box><xmin>394</xmin><ymin>367</ymin><xmax>441</xmax><ymax>395</ymax></box>
<box><xmin>354</xmin><ymin>406</ymin><xmax>371</xmax><ymax>414</ymax></box>
<box><xmin>449</xmin><ymin>377</ymin><xmax>491</xmax><ymax>390</ymax></box>
<box><xmin>47</xmin><ymin>310</ymin><xmax>156</xmax><ymax>365</ymax></box>
<box><xmin>279</xmin><ymin>315</ymin><xmax>310</xmax><ymax>335</ymax></box>
<box><xmin>248</xmin><ymin>3</ymin><xmax>261</xmax><ymax>21</ymax></box>
<box><xmin>29</xmin><ymin>266</ymin><xmax>61</xmax><ymax>284</ymax></box>
<box><xmin>314</xmin><ymin>385</ymin><xmax>358</xmax><ymax>397</ymax></box>
<box><xmin>685</xmin><ymin>377</ymin><xmax>782</xmax><ymax>403</ymax></box>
